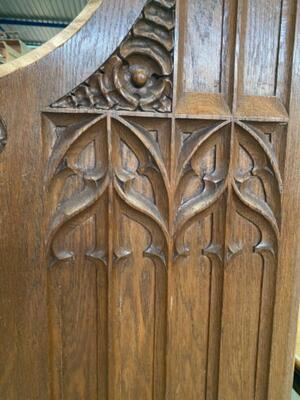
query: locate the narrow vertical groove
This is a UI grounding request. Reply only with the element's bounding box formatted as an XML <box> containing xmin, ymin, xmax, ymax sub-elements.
<box><xmin>204</xmin><ymin>245</ymin><xmax>213</xmax><ymax>400</ymax></box>
<box><xmin>204</xmin><ymin>212</ymin><xmax>224</xmax><ymax>400</ymax></box>
<box><xmin>267</xmin><ymin>252</ymin><xmax>280</xmax><ymax>399</ymax></box>
<box><xmin>254</xmin><ymin>255</ymin><xmax>265</xmax><ymax>399</ymax></box>
<box><xmin>274</xmin><ymin>0</ymin><xmax>284</xmax><ymax>97</ymax></box>
<box><xmin>95</xmin><ymin>263</ymin><xmax>99</xmax><ymax>400</ymax></box>
<box><xmin>165</xmin><ymin>115</ymin><xmax>176</xmax><ymax>399</ymax></box>
<box><xmin>276</xmin><ymin>0</ymin><xmax>298</xmax><ymax>109</ymax></box>
<box><xmin>47</xmin><ymin>274</ymin><xmax>54</xmax><ymax>400</ymax></box>
<box><xmin>219</xmin><ymin>0</ymin><xmax>226</xmax><ymax>94</ymax></box>
<box><xmin>205</xmin><ymin>273</ymin><xmax>212</xmax><ymax>400</ymax></box>
<box><xmin>107</xmin><ymin>113</ymin><xmax>113</xmax><ymax>400</ymax></box>
<box><xmin>169</xmin><ymin>119</ymin><xmax>176</xmax><ymax>236</ymax></box>
<box><xmin>92</xmin><ymin>130</ymin><xmax>109</xmax><ymax>400</ymax></box>
<box><xmin>152</xmin><ymin>257</ymin><xmax>167</xmax><ymax>399</ymax></box>
<box><xmin>151</xmin><ymin>268</ymin><xmax>157</xmax><ymax>400</ymax></box>
<box><xmin>94</xmin><ymin>140</ymin><xmax>100</xmax><ymax>400</ymax></box>
<box><xmin>59</xmin><ymin>285</ymin><xmax>64</xmax><ymax>400</ymax></box>
<box><xmin>223</xmin><ymin>0</ymin><xmax>239</xmax><ymax>109</ymax></box>
<box><xmin>217</xmin><ymin>120</ymin><xmax>235</xmax><ymax>397</ymax></box>
<box><xmin>232</xmin><ymin>0</ymin><xmax>247</xmax><ymax>112</ymax></box>
<box><xmin>164</xmin><ymin>0</ymin><xmax>180</xmax><ymax>392</ymax></box>
<box><xmin>47</xmin><ymin>263</ymin><xmax>64</xmax><ymax>400</ymax></box>
<box><xmin>172</xmin><ymin>0</ymin><xmax>181</xmax><ymax>114</ymax></box>
<box><xmin>217</xmin><ymin>0</ymin><xmax>240</xmax><ymax>392</ymax></box>
<box><xmin>285</xmin><ymin>0</ymin><xmax>298</xmax><ymax>109</ymax></box>
<box><xmin>212</xmin><ymin>250</ymin><xmax>223</xmax><ymax>399</ymax></box>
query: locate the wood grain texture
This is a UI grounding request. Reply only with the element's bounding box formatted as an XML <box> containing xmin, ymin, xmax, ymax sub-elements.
<box><xmin>0</xmin><ymin>1</ymin><xmax>147</xmax><ymax>399</ymax></box>
<box><xmin>1</xmin><ymin>0</ymin><xmax>300</xmax><ymax>399</ymax></box>
<box><xmin>268</xmin><ymin>2</ymin><xmax>300</xmax><ymax>398</ymax></box>
<box><xmin>243</xmin><ymin>0</ymin><xmax>282</xmax><ymax>96</ymax></box>
<box><xmin>183</xmin><ymin>0</ymin><xmax>224</xmax><ymax>93</ymax></box>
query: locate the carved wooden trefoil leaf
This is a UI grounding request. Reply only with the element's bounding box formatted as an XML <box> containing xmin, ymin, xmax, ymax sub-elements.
<box><xmin>51</xmin><ymin>0</ymin><xmax>175</xmax><ymax>113</ymax></box>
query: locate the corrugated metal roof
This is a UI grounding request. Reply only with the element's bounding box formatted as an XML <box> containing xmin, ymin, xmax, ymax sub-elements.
<box><xmin>0</xmin><ymin>0</ymin><xmax>88</xmax><ymax>20</ymax></box>
<box><xmin>0</xmin><ymin>0</ymin><xmax>88</xmax><ymax>45</ymax></box>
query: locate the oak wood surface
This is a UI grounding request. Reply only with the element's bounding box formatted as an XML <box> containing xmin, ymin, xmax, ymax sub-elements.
<box><xmin>0</xmin><ymin>1</ymin><xmax>147</xmax><ymax>399</ymax></box>
<box><xmin>1</xmin><ymin>0</ymin><xmax>300</xmax><ymax>399</ymax></box>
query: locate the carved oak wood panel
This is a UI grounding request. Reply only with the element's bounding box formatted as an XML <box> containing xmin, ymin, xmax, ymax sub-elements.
<box><xmin>42</xmin><ymin>113</ymin><xmax>286</xmax><ymax>399</ymax></box>
<box><xmin>1</xmin><ymin>0</ymin><xmax>300</xmax><ymax>399</ymax></box>
<box><xmin>42</xmin><ymin>0</ymin><xmax>295</xmax><ymax>398</ymax></box>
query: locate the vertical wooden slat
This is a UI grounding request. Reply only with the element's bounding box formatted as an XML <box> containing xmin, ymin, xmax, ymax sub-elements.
<box><xmin>183</xmin><ymin>0</ymin><xmax>224</xmax><ymax>93</ymax></box>
<box><xmin>268</xmin><ymin>1</ymin><xmax>300</xmax><ymax>397</ymax></box>
<box><xmin>243</xmin><ymin>0</ymin><xmax>282</xmax><ymax>96</ymax></box>
<box><xmin>219</xmin><ymin>252</ymin><xmax>263</xmax><ymax>399</ymax></box>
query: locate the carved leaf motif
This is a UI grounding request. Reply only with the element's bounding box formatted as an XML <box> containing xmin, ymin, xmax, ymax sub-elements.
<box><xmin>232</xmin><ymin>203</ymin><xmax>277</xmax><ymax>260</ymax></box>
<box><xmin>176</xmin><ymin>120</ymin><xmax>230</xmax><ymax>187</ymax></box>
<box><xmin>203</xmin><ymin>242</ymin><xmax>223</xmax><ymax>264</ymax></box>
<box><xmin>45</xmin><ymin>115</ymin><xmax>105</xmax><ymax>183</ymax></box>
<box><xmin>44</xmin><ymin>112</ymin><xmax>285</xmax><ymax>267</ymax></box>
<box><xmin>116</xmin><ymin>193</ymin><xmax>168</xmax><ymax>267</ymax></box>
<box><xmin>112</xmin><ymin>117</ymin><xmax>169</xmax><ymax>265</ymax></box>
<box><xmin>46</xmin><ymin>115</ymin><xmax>170</xmax><ymax>267</ymax></box>
<box><xmin>86</xmin><ymin>248</ymin><xmax>107</xmax><ymax>266</ymax></box>
<box><xmin>230</xmin><ymin>121</ymin><xmax>284</xmax><ymax>258</ymax></box>
<box><xmin>236</xmin><ymin>121</ymin><xmax>283</xmax><ymax>191</ymax></box>
<box><xmin>232</xmin><ymin>181</ymin><xmax>279</xmax><ymax>240</ymax></box>
<box><xmin>234</xmin><ymin>121</ymin><xmax>282</xmax><ymax>233</ymax></box>
<box><xmin>45</xmin><ymin>116</ymin><xmax>109</xmax><ymax>266</ymax></box>
<box><xmin>49</xmin><ymin>172</ymin><xmax>109</xmax><ymax>265</ymax></box>
<box><xmin>173</xmin><ymin>120</ymin><xmax>230</xmax><ymax>258</ymax></box>
<box><xmin>174</xmin><ymin>185</ymin><xmax>226</xmax><ymax>258</ymax></box>
<box><xmin>115</xmin><ymin>116</ymin><xmax>170</xmax><ymax>194</ymax></box>
<box><xmin>51</xmin><ymin>0</ymin><xmax>175</xmax><ymax>113</ymax></box>
<box><xmin>114</xmin><ymin>169</ymin><xmax>168</xmax><ymax>240</ymax></box>
<box><xmin>225</xmin><ymin>242</ymin><xmax>243</xmax><ymax>263</ymax></box>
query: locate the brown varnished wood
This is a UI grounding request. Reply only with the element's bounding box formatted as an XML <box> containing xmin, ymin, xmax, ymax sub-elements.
<box><xmin>1</xmin><ymin>0</ymin><xmax>300</xmax><ymax>399</ymax></box>
<box><xmin>0</xmin><ymin>1</ymin><xmax>148</xmax><ymax>399</ymax></box>
<box><xmin>268</xmin><ymin>2</ymin><xmax>300</xmax><ymax>398</ymax></box>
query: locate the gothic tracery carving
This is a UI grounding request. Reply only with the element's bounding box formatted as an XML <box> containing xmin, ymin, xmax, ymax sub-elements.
<box><xmin>43</xmin><ymin>0</ymin><xmax>295</xmax><ymax>397</ymax></box>
<box><xmin>44</xmin><ymin>111</ymin><xmax>285</xmax><ymax>266</ymax></box>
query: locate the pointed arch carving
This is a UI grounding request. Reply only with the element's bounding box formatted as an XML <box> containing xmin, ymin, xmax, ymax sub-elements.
<box><xmin>0</xmin><ymin>0</ymin><xmax>295</xmax><ymax>398</ymax></box>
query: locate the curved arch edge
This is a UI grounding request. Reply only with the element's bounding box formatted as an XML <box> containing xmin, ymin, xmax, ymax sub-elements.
<box><xmin>0</xmin><ymin>0</ymin><xmax>102</xmax><ymax>78</ymax></box>
<box><xmin>0</xmin><ymin>0</ymin><xmax>148</xmax><ymax>85</ymax></box>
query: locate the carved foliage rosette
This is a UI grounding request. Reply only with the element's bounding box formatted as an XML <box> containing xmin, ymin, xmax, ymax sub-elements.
<box><xmin>46</xmin><ymin>0</ymin><xmax>285</xmax><ymax>267</ymax></box>
<box><xmin>52</xmin><ymin>0</ymin><xmax>175</xmax><ymax>112</ymax></box>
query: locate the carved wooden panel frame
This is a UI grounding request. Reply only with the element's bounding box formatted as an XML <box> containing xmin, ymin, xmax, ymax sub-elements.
<box><xmin>1</xmin><ymin>0</ymin><xmax>300</xmax><ymax>399</ymax></box>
